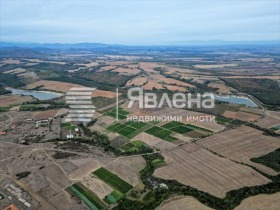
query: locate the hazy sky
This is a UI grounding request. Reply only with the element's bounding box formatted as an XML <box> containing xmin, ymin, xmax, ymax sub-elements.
<box><xmin>0</xmin><ymin>0</ymin><xmax>279</xmax><ymax>44</ymax></box>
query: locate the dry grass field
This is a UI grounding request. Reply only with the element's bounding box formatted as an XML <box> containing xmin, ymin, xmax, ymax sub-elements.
<box><xmin>92</xmin><ymin>89</ymin><xmax>118</xmax><ymax>98</ymax></box>
<box><xmin>165</xmin><ymin>85</ymin><xmax>187</xmax><ymax>92</ymax></box>
<box><xmin>235</xmin><ymin>192</ymin><xmax>280</xmax><ymax>210</ymax></box>
<box><xmin>223</xmin><ymin>110</ymin><xmax>261</xmax><ymax>122</ymax></box>
<box><xmin>126</xmin><ymin>77</ymin><xmax>148</xmax><ymax>86</ymax></box>
<box><xmin>81</xmin><ymin>174</ymin><xmax>113</xmax><ymax>199</ymax></box>
<box><xmin>197</xmin><ymin>126</ymin><xmax>280</xmax><ymax>175</ymax></box>
<box><xmin>157</xmin><ymin>196</ymin><xmax>213</xmax><ymax>210</ymax></box>
<box><xmin>154</xmin><ymin>143</ymin><xmax>269</xmax><ymax>198</ymax></box>
<box><xmin>194</xmin><ymin>63</ymin><xmax>238</xmax><ymax>69</ymax></box>
<box><xmin>151</xmin><ymin>74</ymin><xmax>195</xmax><ymax>88</ymax></box>
<box><xmin>143</xmin><ymin>79</ymin><xmax>164</xmax><ymax>90</ymax></box>
<box><xmin>25</xmin><ymin>80</ymin><xmax>83</xmax><ymax>92</ymax></box>
<box><xmin>132</xmin><ymin>132</ymin><xmax>162</xmax><ymax>147</ymax></box>
<box><xmin>105</xmin><ymin>156</ymin><xmax>146</xmax><ymax>187</ymax></box>
<box><xmin>31</xmin><ymin>109</ymin><xmax>59</xmax><ymax>120</ymax></box>
<box><xmin>208</xmin><ymin>81</ymin><xmax>232</xmax><ymax>94</ymax></box>
<box><xmin>0</xmin><ymin>95</ymin><xmax>34</xmax><ymax>106</ymax></box>
<box><xmin>112</xmin><ymin>67</ymin><xmax>141</xmax><ymax>75</ymax></box>
<box><xmin>4</xmin><ymin>68</ymin><xmax>27</xmax><ymax>74</ymax></box>
<box><xmin>255</xmin><ymin>115</ymin><xmax>280</xmax><ymax>129</ymax></box>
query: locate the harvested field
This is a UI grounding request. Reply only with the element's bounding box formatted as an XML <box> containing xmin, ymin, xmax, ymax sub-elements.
<box><xmin>132</xmin><ymin>132</ymin><xmax>162</xmax><ymax>148</ymax></box>
<box><xmin>139</xmin><ymin>62</ymin><xmax>165</xmax><ymax>73</ymax></box>
<box><xmin>112</xmin><ymin>67</ymin><xmax>141</xmax><ymax>75</ymax></box>
<box><xmin>223</xmin><ymin>110</ymin><xmax>261</xmax><ymax>122</ymax></box>
<box><xmin>25</xmin><ymin>80</ymin><xmax>83</xmax><ymax>92</ymax></box>
<box><xmin>255</xmin><ymin>115</ymin><xmax>280</xmax><ymax>129</ymax></box>
<box><xmin>181</xmin><ymin>75</ymin><xmax>219</xmax><ymax>84</ymax></box>
<box><xmin>194</xmin><ymin>64</ymin><xmax>237</xmax><ymax>69</ymax></box>
<box><xmin>223</xmin><ymin>75</ymin><xmax>280</xmax><ymax>80</ymax></box>
<box><xmin>235</xmin><ymin>192</ymin><xmax>280</xmax><ymax>210</ymax></box>
<box><xmin>157</xmin><ymin>196</ymin><xmax>213</xmax><ymax>210</ymax></box>
<box><xmin>92</xmin><ymin>89</ymin><xmax>117</xmax><ymax>98</ymax></box>
<box><xmin>126</xmin><ymin>77</ymin><xmax>148</xmax><ymax>86</ymax></box>
<box><xmin>1</xmin><ymin>59</ymin><xmax>21</xmax><ymax>64</ymax></box>
<box><xmin>100</xmin><ymin>65</ymin><xmax>116</xmax><ymax>71</ymax></box>
<box><xmin>239</xmin><ymin>107</ymin><xmax>264</xmax><ymax>115</ymax></box>
<box><xmin>143</xmin><ymin>79</ymin><xmax>164</xmax><ymax>90</ymax></box>
<box><xmin>208</xmin><ymin>81</ymin><xmax>232</xmax><ymax>94</ymax></box>
<box><xmin>154</xmin><ymin>143</ymin><xmax>269</xmax><ymax>198</ymax></box>
<box><xmin>105</xmin><ymin>156</ymin><xmax>146</xmax><ymax>187</ymax></box>
<box><xmin>0</xmin><ymin>95</ymin><xmax>34</xmax><ymax>106</ymax></box>
<box><xmin>165</xmin><ymin>85</ymin><xmax>187</xmax><ymax>92</ymax></box>
<box><xmin>4</xmin><ymin>68</ymin><xmax>27</xmax><ymax>74</ymax></box>
<box><xmin>197</xmin><ymin>126</ymin><xmax>280</xmax><ymax>175</ymax></box>
<box><xmin>151</xmin><ymin>74</ymin><xmax>195</xmax><ymax>88</ymax></box>
<box><xmin>81</xmin><ymin>175</ymin><xmax>113</xmax><ymax>199</ymax></box>
<box><xmin>31</xmin><ymin>110</ymin><xmax>59</xmax><ymax>120</ymax></box>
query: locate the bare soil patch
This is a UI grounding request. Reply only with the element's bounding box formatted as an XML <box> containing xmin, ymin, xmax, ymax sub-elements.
<box><xmin>154</xmin><ymin>143</ymin><xmax>269</xmax><ymax>198</ymax></box>
<box><xmin>0</xmin><ymin>95</ymin><xmax>34</xmax><ymax>107</ymax></box>
<box><xmin>223</xmin><ymin>110</ymin><xmax>261</xmax><ymax>122</ymax></box>
<box><xmin>235</xmin><ymin>192</ymin><xmax>280</xmax><ymax>210</ymax></box>
<box><xmin>197</xmin><ymin>126</ymin><xmax>280</xmax><ymax>175</ymax></box>
<box><xmin>157</xmin><ymin>196</ymin><xmax>213</xmax><ymax>210</ymax></box>
<box><xmin>25</xmin><ymin>80</ymin><xmax>83</xmax><ymax>92</ymax></box>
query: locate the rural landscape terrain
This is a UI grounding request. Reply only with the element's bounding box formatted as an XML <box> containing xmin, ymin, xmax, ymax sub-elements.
<box><xmin>0</xmin><ymin>43</ymin><xmax>279</xmax><ymax>210</ymax></box>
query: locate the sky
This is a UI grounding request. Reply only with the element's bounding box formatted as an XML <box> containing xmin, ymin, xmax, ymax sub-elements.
<box><xmin>0</xmin><ymin>0</ymin><xmax>279</xmax><ymax>45</ymax></box>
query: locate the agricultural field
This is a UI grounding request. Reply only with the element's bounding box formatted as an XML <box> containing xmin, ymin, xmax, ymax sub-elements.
<box><xmin>154</xmin><ymin>143</ymin><xmax>269</xmax><ymax>198</ymax></box>
<box><xmin>70</xmin><ymin>182</ymin><xmax>107</xmax><ymax>210</ymax></box>
<box><xmin>145</xmin><ymin>126</ymin><xmax>177</xmax><ymax>142</ymax></box>
<box><xmin>93</xmin><ymin>167</ymin><xmax>133</xmax><ymax>194</ymax></box>
<box><xmin>0</xmin><ymin>95</ymin><xmax>34</xmax><ymax>107</ymax></box>
<box><xmin>157</xmin><ymin>196</ymin><xmax>213</xmax><ymax>210</ymax></box>
<box><xmin>251</xmin><ymin>148</ymin><xmax>280</xmax><ymax>172</ymax></box>
<box><xmin>223</xmin><ymin>110</ymin><xmax>262</xmax><ymax>122</ymax></box>
<box><xmin>161</xmin><ymin>121</ymin><xmax>212</xmax><ymax>137</ymax></box>
<box><xmin>121</xmin><ymin>140</ymin><xmax>150</xmax><ymax>153</ymax></box>
<box><xmin>25</xmin><ymin>80</ymin><xmax>83</xmax><ymax>92</ymax></box>
<box><xmin>106</xmin><ymin>119</ymin><xmax>152</xmax><ymax>139</ymax></box>
<box><xmin>105</xmin><ymin>107</ymin><xmax>129</xmax><ymax>120</ymax></box>
<box><xmin>235</xmin><ymin>192</ymin><xmax>280</xmax><ymax>210</ymax></box>
<box><xmin>197</xmin><ymin>126</ymin><xmax>280</xmax><ymax>175</ymax></box>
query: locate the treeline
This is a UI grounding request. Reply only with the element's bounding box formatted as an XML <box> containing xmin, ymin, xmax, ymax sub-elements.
<box><xmin>221</xmin><ymin>78</ymin><xmax>280</xmax><ymax>106</ymax></box>
<box><xmin>0</xmin><ymin>85</ymin><xmax>11</xmax><ymax>95</ymax></box>
<box><xmin>0</xmin><ymin>72</ymin><xmax>25</xmax><ymax>88</ymax></box>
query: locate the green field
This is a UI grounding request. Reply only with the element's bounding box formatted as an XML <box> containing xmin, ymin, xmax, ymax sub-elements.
<box><xmin>215</xmin><ymin>116</ymin><xmax>231</xmax><ymax>124</ymax></box>
<box><xmin>169</xmin><ymin>125</ymin><xmax>193</xmax><ymax>134</ymax></box>
<box><xmin>0</xmin><ymin>106</ymin><xmax>10</xmax><ymax>112</ymax></box>
<box><xmin>117</xmin><ymin>126</ymin><xmax>137</xmax><ymax>137</ymax></box>
<box><xmin>93</xmin><ymin>167</ymin><xmax>132</xmax><ymax>194</ymax></box>
<box><xmin>161</xmin><ymin>121</ymin><xmax>212</xmax><ymax>135</ymax></box>
<box><xmin>106</xmin><ymin>121</ymin><xmax>150</xmax><ymax>139</ymax></box>
<box><xmin>61</xmin><ymin>122</ymin><xmax>72</xmax><ymax>128</ymax></box>
<box><xmin>106</xmin><ymin>107</ymin><xmax>129</xmax><ymax>120</ymax></box>
<box><xmin>151</xmin><ymin>159</ymin><xmax>166</xmax><ymax>168</ymax></box>
<box><xmin>19</xmin><ymin>104</ymin><xmax>40</xmax><ymax>111</ymax></box>
<box><xmin>124</xmin><ymin>121</ymin><xmax>147</xmax><ymax>129</ymax></box>
<box><xmin>70</xmin><ymin>183</ymin><xmax>107</xmax><ymax>210</ymax></box>
<box><xmin>145</xmin><ymin>126</ymin><xmax>177</xmax><ymax>142</ymax></box>
<box><xmin>271</xmin><ymin>125</ymin><xmax>280</xmax><ymax>131</ymax></box>
<box><xmin>121</xmin><ymin>140</ymin><xmax>149</xmax><ymax>152</ymax></box>
<box><xmin>104</xmin><ymin>191</ymin><xmax>123</xmax><ymax>204</ymax></box>
<box><xmin>106</xmin><ymin>123</ymin><xmax>126</xmax><ymax>132</ymax></box>
<box><xmin>161</xmin><ymin>121</ymin><xmax>184</xmax><ymax>129</ymax></box>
